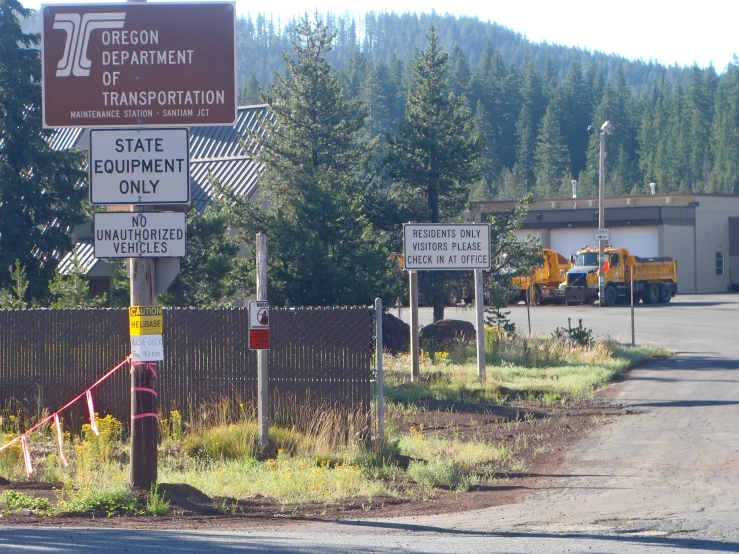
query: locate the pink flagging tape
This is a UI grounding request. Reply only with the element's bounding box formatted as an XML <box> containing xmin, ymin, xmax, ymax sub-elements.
<box><xmin>130</xmin><ymin>362</ymin><xmax>157</xmax><ymax>378</ymax></box>
<box><xmin>54</xmin><ymin>414</ymin><xmax>69</xmax><ymax>467</ymax></box>
<box><xmin>0</xmin><ymin>356</ymin><xmax>129</xmax><ymax>454</ymax></box>
<box><xmin>86</xmin><ymin>390</ymin><xmax>99</xmax><ymax>436</ymax></box>
<box><xmin>131</xmin><ymin>412</ymin><xmax>158</xmax><ymax>420</ymax></box>
<box><xmin>131</xmin><ymin>387</ymin><xmax>158</xmax><ymax>397</ymax></box>
<box><xmin>21</xmin><ymin>435</ymin><xmax>33</xmax><ymax>477</ymax></box>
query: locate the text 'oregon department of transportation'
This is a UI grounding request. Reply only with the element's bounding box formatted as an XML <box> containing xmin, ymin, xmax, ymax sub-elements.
<box><xmin>41</xmin><ymin>2</ymin><xmax>236</xmax><ymax>127</ymax></box>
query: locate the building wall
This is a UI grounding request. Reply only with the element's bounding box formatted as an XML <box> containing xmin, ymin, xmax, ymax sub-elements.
<box><xmin>660</xmin><ymin>225</ymin><xmax>697</xmax><ymax>294</ymax></box>
<box><xmin>475</xmin><ymin>194</ymin><xmax>739</xmax><ymax>295</ymax></box>
<box><xmin>695</xmin><ymin>197</ymin><xmax>737</xmax><ymax>293</ymax></box>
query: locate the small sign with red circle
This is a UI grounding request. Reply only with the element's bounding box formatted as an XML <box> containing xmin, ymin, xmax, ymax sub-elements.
<box><xmin>249</xmin><ymin>300</ymin><xmax>270</xmax><ymax>350</ymax></box>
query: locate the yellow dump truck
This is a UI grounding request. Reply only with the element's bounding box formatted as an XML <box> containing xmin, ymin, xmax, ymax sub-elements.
<box><xmin>563</xmin><ymin>246</ymin><xmax>677</xmax><ymax>306</ymax></box>
<box><xmin>511</xmin><ymin>249</ymin><xmax>572</xmax><ymax>305</ymax></box>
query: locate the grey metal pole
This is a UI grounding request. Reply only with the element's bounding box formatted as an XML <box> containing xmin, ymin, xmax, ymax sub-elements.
<box><xmin>474</xmin><ymin>270</ymin><xmax>485</xmax><ymax>382</ymax></box>
<box><xmin>630</xmin><ymin>262</ymin><xmax>636</xmax><ymax>346</ymax></box>
<box><xmin>256</xmin><ymin>232</ymin><xmax>269</xmax><ymax>450</ymax></box>
<box><xmin>374</xmin><ymin>298</ymin><xmax>384</xmax><ymax>442</ymax></box>
<box><xmin>409</xmin><ymin>270</ymin><xmax>420</xmax><ymax>382</ymax></box>
<box><xmin>598</xmin><ymin>131</ymin><xmax>606</xmax><ymax>307</ymax></box>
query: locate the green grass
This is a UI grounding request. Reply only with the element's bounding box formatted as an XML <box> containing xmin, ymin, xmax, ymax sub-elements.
<box><xmin>0</xmin><ymin>333</ymin><xmax>667</xmax><ymax>513</ymax></box>
<box><xmin>386</xmin><ymin>334</ymin><xmax>666</xmax><ymax>404</ymax></box>
<box><xmin>159</xmin><ymin>451</ymin><xmax>394</xmax><ymax>504</ymax></box>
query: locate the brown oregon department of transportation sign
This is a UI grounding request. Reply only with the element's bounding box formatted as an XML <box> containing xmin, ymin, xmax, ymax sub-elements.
<box><xmin>41</xmin><ymin>2</ymin><xmax>237</xmax><ymax>128</ymax></box>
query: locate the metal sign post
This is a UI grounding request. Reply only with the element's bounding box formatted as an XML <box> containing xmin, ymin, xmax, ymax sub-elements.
<box><xmin>631</xmin><ymin>263</ymin><xmax>636</xmax><ymax>345</ymax></box>
<box><xmin>403</xmin><ymin>222</ymin><xmax>491</xmax><ymax>382</ymax></box>
<box><xmin>255</xmin><ymin>232</ymin><xmax>269</xmax><ymax>450</ymax></box>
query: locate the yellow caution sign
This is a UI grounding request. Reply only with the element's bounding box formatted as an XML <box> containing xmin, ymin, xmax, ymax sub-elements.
<box><xmin>129</xmin><ymin>306</ymin><xmax>163</xmax><ymax>336</ymax></box>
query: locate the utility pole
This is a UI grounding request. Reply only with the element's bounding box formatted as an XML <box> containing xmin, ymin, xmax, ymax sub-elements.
<box><xmin>129</xmin><ymin>246</ymin><xmax>157</xmax><ymax>488</ymax></box>
<box><xmin>597</xmin><ymin>121</ymin><xmax>614</xmax><ymax>307</ymax></box>
<box><xmin>126</xmin><ymin>0</ymin><xmax>157</xmax><ymax>493</ymax></box>
<box><xmin>598</xmin><ymin>130</ymin><xmax>605</xmax><ymax>307</ymax></box>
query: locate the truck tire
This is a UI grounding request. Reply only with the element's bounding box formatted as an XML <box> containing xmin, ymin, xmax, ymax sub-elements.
<box><xmin>645</xmin><ymin>283</ymin><xmax>660</xmax><ymax>304</ymax></box>
<box><xmin>447</xmin><ymin>289</ymin><xmax>460</xmax><ymax>306</ymax></box>
<box><xmin>604</xmin><ymin>285</ymin><xmax>618</xmax><ymax>307</ymax></box>
<box><xmin>659</xmin><ymin>283</ymin><xmax>672</xmax><ymax>303</ymax></box>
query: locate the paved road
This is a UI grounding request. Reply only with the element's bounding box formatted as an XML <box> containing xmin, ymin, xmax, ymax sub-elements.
<box><xmin>3</xmin><ymin>295</ymin><xmax>739</xmax><ymax>552</ymax></box>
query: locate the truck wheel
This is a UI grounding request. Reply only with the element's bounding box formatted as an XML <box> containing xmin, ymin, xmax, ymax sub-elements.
<box><xmin>604</xmin><ymin>285</ymin><xmax>618</xmax><ymax>307</ymax></box>
<box><xmin>645</xmin><ymin>283</ymin><xmax>660</xmax><ymax>304</ymax></box>
<box><xmin>659</xmin><ymin>283</ymin><xmax>672</xmax><ymax>303</ymax></box>
<box><xmin>447</xmin><ymin>289</ymin><xmax>460</xmax><ymax>306</ymax></box>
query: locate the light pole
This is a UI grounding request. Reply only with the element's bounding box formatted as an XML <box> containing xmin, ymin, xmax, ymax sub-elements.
<box><xmin>597</xmin><ymin>121</ymin><xmax>615</xmax><ymax>306</ymax></box>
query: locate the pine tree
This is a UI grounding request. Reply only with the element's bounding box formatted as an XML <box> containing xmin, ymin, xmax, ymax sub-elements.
<box><xmin>238</xmin><ymin>73</ymin><xmax>262</xmax><ymax>105</ymax></box>
<box><xmin>48</xmin><ymin>254</ymin><xmax>107</xmax><ymax>308</ymax></box>
<box><xmin>237</xmin><ymin>15</ymin><xmax>391</xmax><ymax>306</ymax></box>
<box><xmin>533</xmin><ymin>88</ymin><xmax>570</xmax><ymax>198</ymax></box>
<box><xmin>448</xmin><ymin>44</ymin><xmax>472</xmax><ymax>99</ymax></box>
<box><xmin>0</xmin><ymin>0</ymin><xmax>87</xmax><ymax>300</ymax></box>
<box><xmin>685</xmin><ymin>65</ymin><xmax>713</xmax><ymax>191</ymax></box>
<box><xmin>359</xmin><ymin>60</ymin><xmax>392</xmax><ymax>145</ymax></box>
<box><xmin>709</xmin><ymin>58</ymin><xmax>739</xmax><ymax>193</ymax></box>
<box><xmin>387</xmin><ymin>26</ymin><xmax>481</xmax><ymax>224</ymax></box>
<box><xmin>514</xmin><ymin>51</ymin><xmax>545</xmax><ymax>190</ymax></box>
<box><xmin>562</xmin><ymin>58</ymin><xmax>591</xmax><ymax>179</ymax></box>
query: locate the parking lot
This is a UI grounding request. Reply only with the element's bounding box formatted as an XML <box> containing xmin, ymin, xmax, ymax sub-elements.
<box><xmin>395</xmin><ymin>294</ymin><xmax>739</xmax><ymax>351</ymax></box>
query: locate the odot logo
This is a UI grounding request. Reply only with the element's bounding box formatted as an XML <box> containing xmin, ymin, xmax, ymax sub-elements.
<box><xmin>52</xmin><ymin>12</ymin><xmax>126</xmax><ymax>77</ymax></box>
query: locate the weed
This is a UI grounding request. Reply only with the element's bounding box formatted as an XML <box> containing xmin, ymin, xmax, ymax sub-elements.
<box><xmin>407</xmin><ymin>459</ymin><xmax>464</xmax><ymax>488</ymax></box>
<box><xmin>55</xmin><ymin>481</ymin><xmax>139</xmax><ymax>516</ymax></box>
<box><xmin>146</xmin><ymin>483</ymin><xmax>170</xmax><ymax>516</ymax></box>
<box><xmin>0</xmin><ymin>490</ymin><xmax>51</xmax><ymax>514</ymax></box>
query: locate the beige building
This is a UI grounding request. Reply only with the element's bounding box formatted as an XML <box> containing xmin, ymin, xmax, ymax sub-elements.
<box><xmin>470</xmin><ymin>193</ymin><xmax>739</xmax><ymax>294</ymax></box>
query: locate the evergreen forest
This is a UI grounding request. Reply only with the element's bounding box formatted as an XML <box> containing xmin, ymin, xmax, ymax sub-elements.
<box><xmin>234</xmin><ymin>11</ymin><xmax>739</xmax><ymax>199</ymax></box>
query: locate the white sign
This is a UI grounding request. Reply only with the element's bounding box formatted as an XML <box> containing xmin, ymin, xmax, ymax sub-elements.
<box><xmin>248</xmin><ymin>300</ymin><xmax>270</xmax><ymax>350</ymax></box>
<box><xmin>595</xmin><ymin>228</ymin><xmax>610</xmax><ymax>241</ymax></box>
<box><xmin>94</xmin><ymin>212</ymin><xmax>186</xmax><ymax>258</ymax></box>
<box><xmin>89</xmin><ymin>128</ymin><xmax>190</xmax><ymax>205</ymax></box>
<box><xmin>249</xmin><ymin>300</ymin><xmax>269</xmax><ymax>328</ymax></box>
<box><xmin>131</xmin><ymin>334</ymin><xmax>164</xmax><ymax>362</ymax></box>
<box><xmin>403</xmin><ymin>223</ymin><xmax>491</xmax><ymax>270</ymax></box>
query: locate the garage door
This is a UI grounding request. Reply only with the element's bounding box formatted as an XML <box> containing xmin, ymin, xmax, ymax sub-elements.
<box><xmin>608</xmin><ymin>227</ymin><xmax>658</xmax><ymax>257</ymax></box>
<box><xmin>550</xmin><ymin>226</ymin><xmax>658</xmax><ymax>259</ymax></box>
<box><xmin>514</xmin><ymin>230</ymin><xmax>542</xmax><ymax>243</ymax></box>
<box><xmin>550</xmin><ymin>229</ymin><xmax>594</xmax><ymax>259</ymax></box>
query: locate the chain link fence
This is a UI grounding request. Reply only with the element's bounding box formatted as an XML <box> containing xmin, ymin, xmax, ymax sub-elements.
<box><xmin>0</xmin><ymin>307</ymin><xmax>373</xmax><ymax>422</ymax></box>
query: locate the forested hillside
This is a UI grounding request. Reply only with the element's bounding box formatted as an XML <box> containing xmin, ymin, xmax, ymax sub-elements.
<box><xmin>234</xmin><ymin>11</ymin><xmax>739</xmax><ymax>199</ymax></box>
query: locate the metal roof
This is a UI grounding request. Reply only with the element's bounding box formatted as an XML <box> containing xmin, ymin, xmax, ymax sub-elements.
<box><xmin>46</xmin><ymin>127</ymin><xmax>84</xmax><ymax>151</ymax></box>
<box><xmin>57</xmin><ymin>241</ymin><xmax>96</xmax><ymax>275</ymax></box>
<box><xmin>188</xmin><ymin>104</ymin><xmax>268</xmax><ymax>211</ymax></box>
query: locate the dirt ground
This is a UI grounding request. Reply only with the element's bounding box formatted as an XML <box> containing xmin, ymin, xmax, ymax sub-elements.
<box><xmin>0</xmin><ymin>385</ymin><xmax>635</xmax><ymax>530</ymax></box>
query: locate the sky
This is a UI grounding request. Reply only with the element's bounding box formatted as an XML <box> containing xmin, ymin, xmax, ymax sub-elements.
<box><xmin>26</xmin><ymin>0</ymin><xmax>739</xmax><ymax>71</ymax></box>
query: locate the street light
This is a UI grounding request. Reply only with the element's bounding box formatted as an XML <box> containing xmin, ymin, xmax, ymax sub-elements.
<box><xmin>598</xmin><ymin>121</ymin><xmax>614</xmax><ymax>306</ymax></box>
